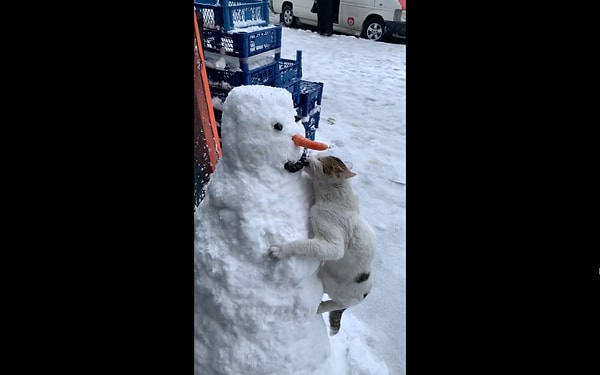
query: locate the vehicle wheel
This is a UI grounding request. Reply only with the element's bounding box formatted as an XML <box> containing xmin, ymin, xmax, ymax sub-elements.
<box><xmin>361</xmin><ymin>17</ymin><xmax>385</xmax><ymax>41</ymax></box>
<box><xmin>281</xmin><ymin>5</ymin><xmax>297</xmax><ymax>27</ymax></box>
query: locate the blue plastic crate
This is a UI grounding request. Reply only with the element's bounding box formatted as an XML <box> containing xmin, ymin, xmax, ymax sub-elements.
<box><xmin>209</xmin><ymin>86</ymin><xmax>230</xmax><ymax>112</ymax></box>
<box><xmin>277</xmin><ymin>50</ymin><xmax>302</xmax><ymax>88</ymax></box>
<box><xmin>201</xmin><ymin>25</ymin><xmax>282</xmax><ymax>68</ymax></box>
<box><xmin>210</xmin><ymin>86</ymin><xmax>230</xmax><ymax>102</ymax></box>
<box><xmin>299</xmin><ymin>110</ymin><xmax>321</xmax><ymax>137</ymax></box>
<box><xmin>194</xmin><ymin>0</ymin><xmax>270</xmax><ymax>31</ymax></box>
<box><xmin>297</xmin><ymin>80</ymin><xmax>324</xmax><ymax>117</ymax></box>
<box><xmin>206</xmin><ymin>60</ymin><xmax>278</xmax><ymax>88</ymax></box>
<box><xmin>211</xmin><ymin>81</ymin><xmax>298</xmax><ymax>115</ymax></box>
<box><xmin>305</xmin><ymin>129</ymin><xmax>316</xmax><ymax>141</ymax></box>
<box><xmin>283</xmin><ymin>80</ymin><xmax>301</xmax><ymax>106</ymax></box>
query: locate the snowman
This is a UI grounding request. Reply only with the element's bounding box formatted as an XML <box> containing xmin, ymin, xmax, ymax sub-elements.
<box><xmin>194</xmin><ymin>85</ymin><xmax>331</xmax><ymax>375</ymax></box>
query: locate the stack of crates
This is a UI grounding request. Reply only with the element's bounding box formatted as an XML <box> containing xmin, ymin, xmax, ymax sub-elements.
<box><xmin>297</xmin><ymin>80</ymin><xmax>324</xmax><ymax>140</ymax></box>
<box><xmin>194</xmin><ymin>0</ymin><xmax>324</xmax><ymax>141</ymax></box>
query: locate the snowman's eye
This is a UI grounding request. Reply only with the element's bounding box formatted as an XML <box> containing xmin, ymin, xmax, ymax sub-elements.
<box><xmin>273</xmin><ymin>123</ymin><xmax>283</xmax><ymax>131</ymax></box>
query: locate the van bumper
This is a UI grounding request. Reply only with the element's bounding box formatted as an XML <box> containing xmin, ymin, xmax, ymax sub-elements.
<box><xmin>385</xmin><ymin>21</ymin><xmax>406</xmax><ymax>38</ymax></box>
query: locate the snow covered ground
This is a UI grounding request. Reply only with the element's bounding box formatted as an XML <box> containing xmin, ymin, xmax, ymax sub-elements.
<box><xmin>196</xmin><ymin>14</ymin><xmax>405</xmax><ymax>375</ymax></box>
<box><xmin>274</xmin><ymin>18</ymin><xmax>406</xmax><ymax>375</ymax></box>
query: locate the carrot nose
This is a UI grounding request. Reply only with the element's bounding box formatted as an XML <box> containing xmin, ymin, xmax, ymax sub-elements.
<box><xmin>292</xmin><ymin>134</ymin><xmax>328</xmax><ymax>151</ymax></box>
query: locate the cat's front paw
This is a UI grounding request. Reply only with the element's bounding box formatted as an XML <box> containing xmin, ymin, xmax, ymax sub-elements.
<box><xmin>268</xmin><ymin>244</ymin><xmax>288</xmax><ymax>260</ymax></box>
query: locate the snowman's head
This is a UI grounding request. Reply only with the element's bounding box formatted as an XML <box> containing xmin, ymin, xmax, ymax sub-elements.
<box><xmin>220</xmin><ymin>85</ymin><xmax>315</xmax><ymax>171</ymax></box>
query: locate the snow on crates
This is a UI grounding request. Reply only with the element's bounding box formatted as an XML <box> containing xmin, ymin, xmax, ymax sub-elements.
<box><xmin>202</xmin><ymin>24</ymin><xmax>282</xmax><ymax>71</ymax></box>
<box><xmin>194</xmin><ymin>0</ymin><xmax>270</xmax><ymax>31</ymax></box>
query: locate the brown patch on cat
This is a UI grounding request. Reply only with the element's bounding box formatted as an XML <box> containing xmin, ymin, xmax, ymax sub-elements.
<box><xmin>321</xmin><ymin>156</ymin><xmax>357</xmax><ymax>179</ymax></box>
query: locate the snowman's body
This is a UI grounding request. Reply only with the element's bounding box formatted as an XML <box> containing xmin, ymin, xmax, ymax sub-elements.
<box><xmin>194</xmin><ymin>86</ymin><xmax>331</xmax><ymax>375</ymax></box>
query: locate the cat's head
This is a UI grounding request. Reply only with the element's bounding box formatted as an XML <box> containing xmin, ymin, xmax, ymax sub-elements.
<box><xmin>305</xmin><ymin>153</ymin><xmax>356</xmax><ymax>180</ymax></box>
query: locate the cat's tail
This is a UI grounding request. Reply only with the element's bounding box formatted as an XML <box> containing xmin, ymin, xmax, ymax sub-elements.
<box><xmin>328</xmin><ymin>308</ymin><xmax>347</xmax><ymax>336</ymax></box>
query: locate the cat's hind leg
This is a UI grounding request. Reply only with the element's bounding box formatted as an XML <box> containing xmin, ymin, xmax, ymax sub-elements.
<box><xmin>328</xmin><ymin>308</ymin><xmax>346</xmax><ymax>336</ymax></box>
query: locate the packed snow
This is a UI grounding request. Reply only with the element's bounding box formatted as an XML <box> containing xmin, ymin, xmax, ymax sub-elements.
<box><xmin>195</xmin><ymin>19</ymin><xmax>405</xmax><ymax>375</ymax></box>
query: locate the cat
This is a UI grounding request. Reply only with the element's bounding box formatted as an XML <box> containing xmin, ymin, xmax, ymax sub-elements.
<box><xmin>268</xmin><ymin>154</ymin><xmax>376</xmax><ymax>335</ymax></box>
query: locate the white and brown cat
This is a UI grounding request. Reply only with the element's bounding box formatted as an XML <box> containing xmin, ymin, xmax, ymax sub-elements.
<box><xmin>269</xmin><ymin>153</ymin><xmax>376</xmax><ymax>335</ymax></box>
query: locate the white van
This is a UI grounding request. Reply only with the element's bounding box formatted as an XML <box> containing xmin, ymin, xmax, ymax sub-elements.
<box><xmin>269</xmin><ymin>0</ymin><xmax>405</xmax><ymax>41</ymax></box>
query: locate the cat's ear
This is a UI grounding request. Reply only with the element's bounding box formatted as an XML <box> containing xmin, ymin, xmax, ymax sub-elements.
<box><xmin>344</xmin><ymin>161</ymin><xmax>353</xmax><ymax>170</ymax></box>
<box><xmin>343</xmin><ymin>170</ymin><xmax>356</xmax><ymax>179</ymax></box>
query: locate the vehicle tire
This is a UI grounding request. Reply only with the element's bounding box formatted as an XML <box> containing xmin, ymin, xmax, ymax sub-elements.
<box><xmin>361</xmin><ymin>17</ymin><xmax>385</xmax><ymax>41</ymax></box>
<box><xmin>281</xmin><ymin>4</ymin><xmax>297</xmax><ymax>27</ymax></box>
